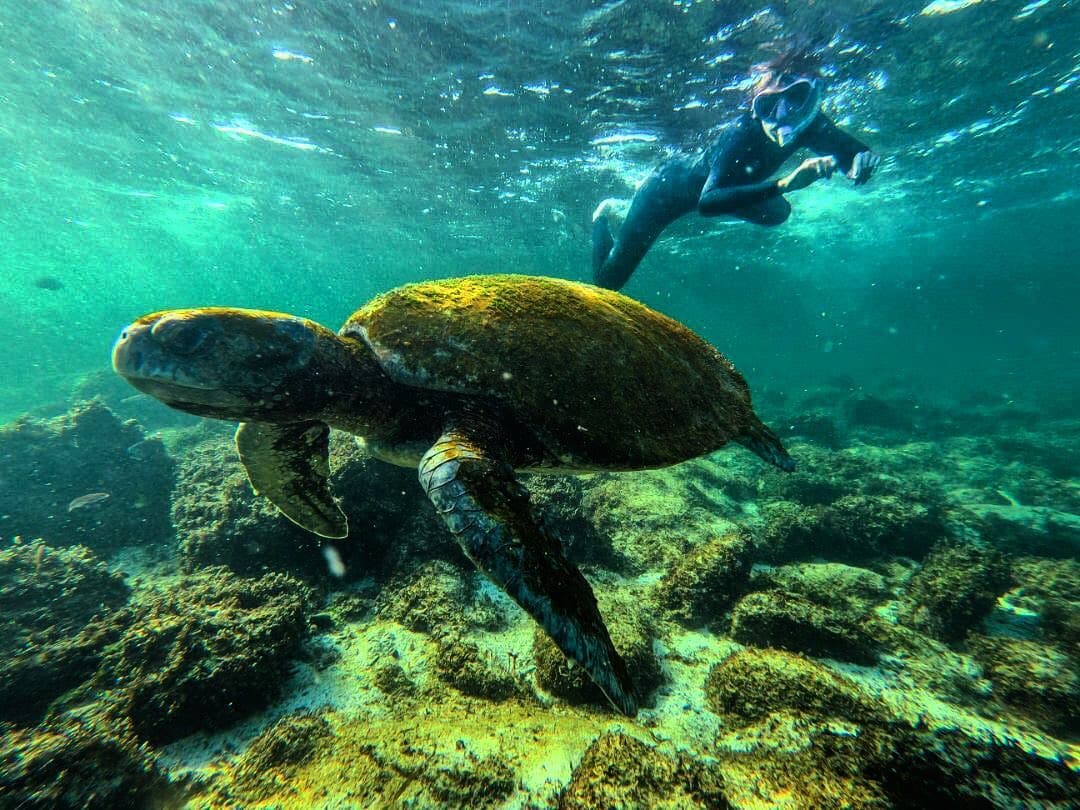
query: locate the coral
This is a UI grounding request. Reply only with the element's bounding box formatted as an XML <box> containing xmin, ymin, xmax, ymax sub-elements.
<box><xmin>652</xmin><ymin>529</ymin><xmax>753</xmax><ymax>626</ymax></box>
<box><xmin>729</xmin><ymin>591</ymin><xmax>879</xmax><ymax>664</ymax></box>
<box><xmin>93</xmin><ymin>566</ymin><xmax>314</xmax><ymax>744</ymax></box>
<box><xmin>432</xmin><ymin>638</ymin><xmax>522</xmax><ymax>702</ymax></box>
<box><xmin>898</xmin><ymin>542</ymin><xmax>1012</xmax><ymax>642</ymax></box>
<box><xmin>968</xmin><ymin>635</ymin><xmax>1080</xmax><ymax>737</ymax></box>
<box><xmin>559</xmin><ymin>733</ymin><xmax>728</xmax><ymax>809</ymax></box>
<box><xmin>174</xmin><ymin>434</ymin><xmax>453</xmax><ymax>581</ymax></box>
<box><xmin>756</xmin><ymin>562</ymin><xmax>889</xmax><ymax>616</ymax></box>
<box><xmin>0</xmin><ymin>713</ymin><xmax>169</xmax><ymax>809</ymax></box>
<box><xmin>704</xmin><ymin>648</ymin><xmax>886</xmax><ymax>726</ymax></box>
<box><xmin>534</xmin><ymin>591</ymin><xmax>663</xmax><ymax>710</ymax></box>
<box><xmin>232</xmin><ymin>712</ymin><xmax>333</xmax><ymax>800</ymax></box>
<box><xmin>0</xmin><ymin>400</ymin><xmax>174</xmax><ymax>555</ymax></box>
<box><xmin>0</xmin><ymin>540</ymin><xmax>129</xmax><ymax>725</ymax></box>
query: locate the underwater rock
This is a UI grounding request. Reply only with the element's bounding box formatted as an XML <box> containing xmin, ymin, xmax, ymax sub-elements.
<box><xmin>432</xmin><ymin>638</ymin><xmax>524</xmax><ymax>702</ymax></box>
<box><xmin>780</xmin><ymin>410</ymin><xmax>845</xmax><ymax>449</ymax></box>
<box><xmin>372</xmin><ymin>662</ymin><xmax>416</xmax><ymax>698</ymax></box>
<box><xmin>755</xmin><ymin>562</ymin><xmax>890</xmax><ymax>617</ymax></box>
<box><xmin>718</xmin><ymin>712</ymin><xmax>1079</xmax><ymax>809</ymax></box>
<box><xmin>232</xmin><ymin>711</ymin><xmax>333</xmax><ymax>801</ymax></box>
<box><xmin>967</xmin><ymin>502</ymin><xmax>1080</xmax><ymax>558</ymax></box>
<box><xmin>534</xmin><ymin>591</ymin><xmax>663</xmax><ymax>710</ymax></box>
<box><xmin>559</xmin><ymin>732</ymin><xmax>728</xmax><ymax>809</ymax></box>
<box><xmin>0</xmin><ymin>540</ymin><xmax>129</xmax><ymax>726</ymax></box>
<box><xmin>704</xmin><ymin>648</ymin><xmax>886</xmax><ymax>727</ymax></box>
<box><xmin>652</xmin><ymin>529</ymin><xmax>753</xmax><ymax>627</ymax></box>
<box><xmin>174</xmin><ymin>434</ymin><xmax>452</xmax><ymax>581</ymax></box>
<box><xmin>728</xmin><ymin>591</ymin><xmax>879</xmax><ymax>665</ymax></box>
<box><xmin>93</xmin><ymin>566</ymin><xmax>315</xmax><ymax>744</ymax></box>
<box><xmin>579</xmin><ymin>461</ymin><xmax>739</xmax><ymax>573</ymax></box>
<box><xmin>968</xmin><ymin>635</ymin><xmax>1079</xmax><ymax>738</ymax></box>
<box><xmin>846</xmin><ymin>393</ymin><xmax>918</xmax><ymax>433</ymax></box>
<box><xmin>898</xmin><ymin>542</ymin><xmax>1012</xmax><ymax>642</ymax></box>
<box><xmin>375</xmin><ymin>559</ymin><xmax>506</xmax><ymax>638</ymax></box>
<box><xmin>524</xmin><ymin>474</ymin><xmax>630</xmax><ymax>572</ymax></box>
<box><xmin>756</xmin><ymin>494</ymin><xmax>947</xmax><ymax>564</ymax></box>
<box><xmin>0</xmin><ymin>400</ymin><xmax>174</xmax><ymax>556</ymax></box>
<box><xmin>0</xmin><ymin>713</ymin><xmax>169</xmax><ymax>810</ymax></box>
<box><xmin>878</xmin><ymin>724</ymin><xmax>1080</xmax><ymax>808</ymax></box>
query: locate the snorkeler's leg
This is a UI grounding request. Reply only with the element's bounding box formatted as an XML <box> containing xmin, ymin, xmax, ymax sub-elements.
<box><xmin>593</xmin><ymin>168</ymin><xmax>694</xmax><ymax>290</ymax></box>
<box><xmin>733</xmin><ymin>195</ymin><xmax>791</xmax><ymax>226</ymax></box>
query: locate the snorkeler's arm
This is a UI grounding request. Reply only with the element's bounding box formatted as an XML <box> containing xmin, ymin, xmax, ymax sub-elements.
<box><xmin>698</xmin><ymin>173</ymin><xmax>783</xmax><ymax>217</ymax></box>
<box><xmin>803</xmin><ymin>115</ymin><xmax>877</xmax><ymax>182</ymax></box>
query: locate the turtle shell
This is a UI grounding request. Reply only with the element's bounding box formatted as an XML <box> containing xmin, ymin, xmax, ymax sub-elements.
<box><xmin>342</xmin><ymin>274</ymin><xmax>764</xmax><ymax>468</ymax></box>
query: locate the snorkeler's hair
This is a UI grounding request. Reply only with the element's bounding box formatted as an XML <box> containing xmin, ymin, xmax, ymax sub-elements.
<box><xmin>748</xmin><ymin>44</ymin><xmax>825</xmax><ymax>99</ymax></box>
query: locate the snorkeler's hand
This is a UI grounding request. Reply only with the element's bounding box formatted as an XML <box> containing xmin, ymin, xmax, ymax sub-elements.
<box><xmin>777</xmin><ymin>156</ymin><xmax>836</xmax><ymax>193</ymax></box>
<box><xmin>848</xmin><ymin>151</ymin><xmax>880</xmax><ymax>186</ymax></box>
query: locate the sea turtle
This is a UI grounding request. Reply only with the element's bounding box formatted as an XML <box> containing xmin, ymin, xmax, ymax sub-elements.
<box><xmin>112</xmin><ymin>274</ymin><xmax>793</xmax><ymax>715</ymax></box>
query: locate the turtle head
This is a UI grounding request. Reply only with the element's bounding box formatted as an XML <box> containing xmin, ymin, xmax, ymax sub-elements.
<box><xmin>112</xmin><ymin>308</ymin><xmax>344</xmax><ymax>422</ymax></box>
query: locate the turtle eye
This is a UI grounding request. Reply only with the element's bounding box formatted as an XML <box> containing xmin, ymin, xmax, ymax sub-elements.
<box><xmin>150</xmin><ymin>315</ymin><xmax>210</xmax><ymax>355</ymax></box>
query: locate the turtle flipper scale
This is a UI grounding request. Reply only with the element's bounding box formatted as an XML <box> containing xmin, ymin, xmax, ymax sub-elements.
<box><xmin>235</xmin><ymin>421</ymin><xmax>348</xmax><ymax>539</ymax></box>
<box><xmin>419</xmin><ymin>430</ymin><xmax>637</xmax><ymax>716</ymax></box>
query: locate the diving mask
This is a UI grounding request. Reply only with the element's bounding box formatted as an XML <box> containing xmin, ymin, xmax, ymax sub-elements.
<box><xmin>751</xmin><ymin>75</ymin><xmax>823</xmax><ymax>147</ymax></box>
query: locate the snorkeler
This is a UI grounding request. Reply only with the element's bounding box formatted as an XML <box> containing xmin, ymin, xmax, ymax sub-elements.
<box><xmin>592</xmin><ymin>54</ymin><xmax>881</xmax><ymax>291</ymax></box>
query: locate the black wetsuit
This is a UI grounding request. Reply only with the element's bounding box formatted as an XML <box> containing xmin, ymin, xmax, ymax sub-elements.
<box><xmin>592</xmin><ymin>111</ymin><xmax>870</xmax><ymax>290</ymax></box>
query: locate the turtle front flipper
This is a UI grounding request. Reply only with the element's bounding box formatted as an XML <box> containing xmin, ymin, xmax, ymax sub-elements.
<box><xmin>419</xmin><ymin>429</ymin><xmax>637</xmax><ymax>716</ymax></box>
<box><xmin>235</xmin><ymin>421</ymin><xmax>348</xmax><ymax>539</ymax></box>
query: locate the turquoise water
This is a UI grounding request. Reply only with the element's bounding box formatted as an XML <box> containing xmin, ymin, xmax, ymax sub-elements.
<box><xmin>1</xmin><ymin>2</ymin><xmax>1078</xmax><ymax>807</ymax></box>
<box><xmin>2</xmin><ymin>0</ymin><xmax>1076</xmax><ymax>417</ymax></box>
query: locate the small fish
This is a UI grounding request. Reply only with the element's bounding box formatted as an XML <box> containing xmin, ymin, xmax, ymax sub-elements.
<box><xmin>67</xmin><ymin>492</ymin><xmax>110</xmax><ymax>512</ymax></box>
<box><xmin>34</xmin><ymin>276</ymin><xmax>64</xmax><ymax>291</ymax></box>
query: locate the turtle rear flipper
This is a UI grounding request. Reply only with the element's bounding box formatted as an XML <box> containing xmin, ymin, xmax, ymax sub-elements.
<box><xmin>419</xmin><ymin>428</ymin><xmax>637</xmax><ymax>716</ymax></box>
<box><xmin>235</xmin><ymin>421</ymin><xmax>348</xmax><ymax>538</ymax></box>
<box><xmin>737</xmin><ymin>419</ymin><xmax>796</xmax><ymax>472</ymax></box>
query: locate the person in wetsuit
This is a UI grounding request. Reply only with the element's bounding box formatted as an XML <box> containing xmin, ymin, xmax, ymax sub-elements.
<box><xmin>592</xmin><ymin>59</ymin><xmax>881</xmax><ymax>291</ymax></box>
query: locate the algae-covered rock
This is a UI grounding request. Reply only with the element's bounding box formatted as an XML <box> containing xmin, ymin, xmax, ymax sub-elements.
<box><xmin>1011</xmin><ymin>556</ymin><xmax>1080</xmax><ymax>650</ymax></box>
<box><xmin>704</xmin><ymin>648</ymin><xmax>885</xmax><ymax>726</ymax></box>
<box><xmin>94</xmin><ymin>567</ymin><xmax>314</xmax><ymax>744</ymax></box>
<box><xmin>719</xmin><ymin>711</ymin><xmax>1079</xmax><ymax>809</ymax></box>
<box><xmin>757</xmin><ymin>562</ymin><xmax>889</xmax><ymax>616</ymax></box>
<box><xmin>0</xmin><ymin>540</ymin><xmax>129</xmax><ymax>725</ymax></box>
<box><xmin>898</xmin><ymin>542</ymin><xmax>1012</xmax><ymax>642</ymax></box>
<box><xmin>879</xmin><ymin>724</ymin><xmax>1080</xmax><ymax>808</ymax></box>
<box><xmin>968</xmin><ymin>635</ymin><xmax>1080</xmax><ymax>737</ymax></box>
<box><xmin>0</xmin><ymin>714</ymin><xmax>169</xmax><ymax>809</ymax></box>
<box><xmin>652</xmin><ymin>530</ymin><xmax>753</xmax><ymax>626</ymax></box>
<box><xmin>373</xmin><ymin>662</ymin><xmax>416</xmax><ymax>698</ymax></box>
<box><xmin>729</xmin><ymin>591</ymin><xmax>879</xmax><ymax>665</ymax></box>
<box><xmin>717</xmin><ymin>714</ymin><xmax>895</xmax><ymax>809</ymax></box>
<box><xmin>0</xmin><ymin>400</ymin><xmax>174</xmax><ymax>555</ymax></box>
<box><xmin>433</xmin><ymin>638</ymin><xmax>523</xmax><ymax>702</ymax></box>
<box><xmin>174</xmin><ymin>435</ymin><xmax>451</xmax><ymax>581</ymax></box>
<box><xmin>559</xmin><ymin>732</ymin><xmax>728</xmax><ymax>809</ymax></box>
<box><xmin>375</xmin><ymin>559</ymin><xmax>505</xmax><ymax>638</ymax></box>
<box><xmin>534</xmin><ymin>592</ymin><xmax>662</xmax><ymax>710</ymax></box>
<box><xmin>232</xmin><ymin>712</ymin><xmax>333</xmax><ymax>800</ymax></box>
<box><xmin>756</xmin><ymin>494</ymin><xmax>947</xmax><ymax>565</ymax></box>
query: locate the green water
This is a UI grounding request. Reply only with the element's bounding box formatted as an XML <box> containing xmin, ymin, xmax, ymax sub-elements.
<box><xmin>1</xmin><ymin>0</ymin><xmax>1076</xmax><ymax>419</ymax></box>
